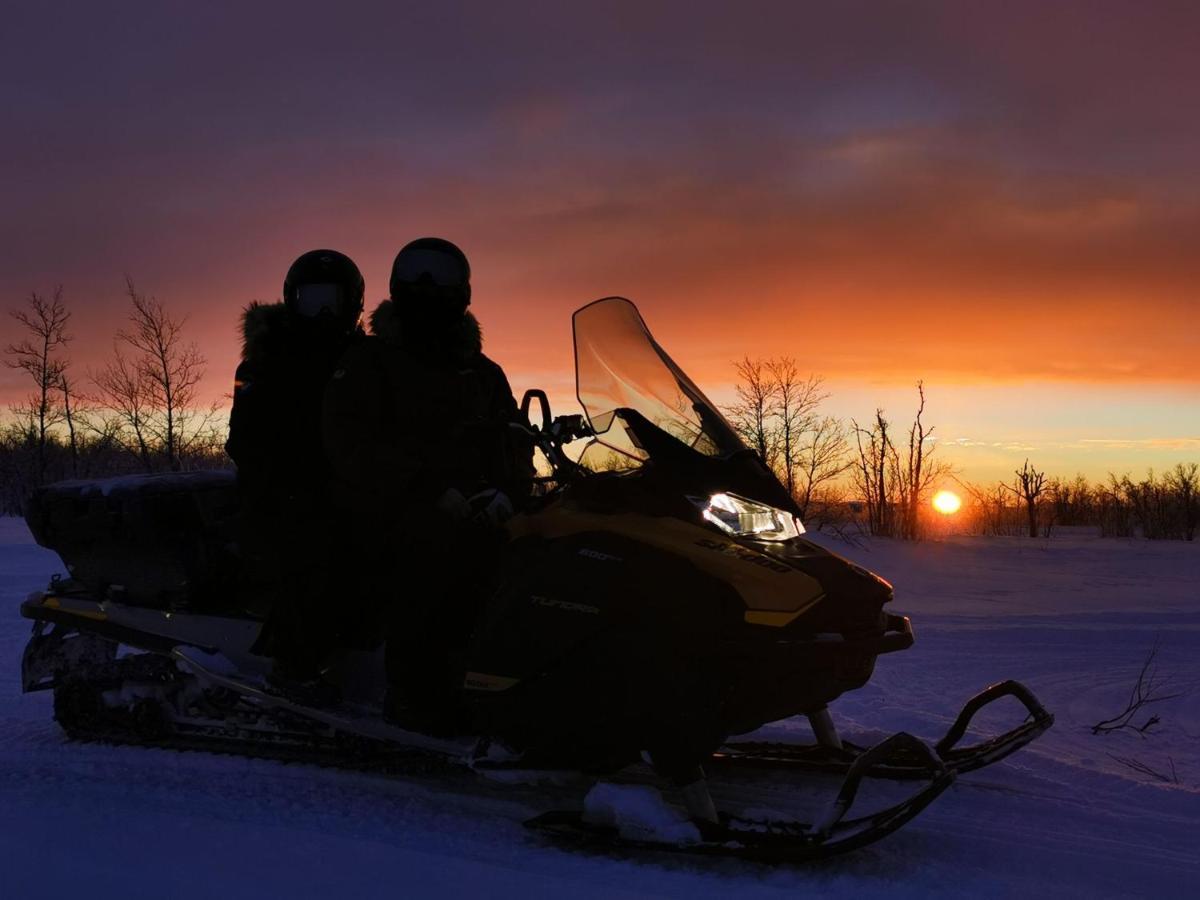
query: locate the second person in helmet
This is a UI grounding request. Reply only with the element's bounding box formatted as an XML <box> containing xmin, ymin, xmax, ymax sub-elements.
<box><xmin>227</xmin><ymin>248</ymin><xmax>366</xmax><ymax>504</ymax></box>
<box><xmin>226</xmin><ymin>249</ymin><xmax>367</xmax><ymax>685</ymax></box>
<box><xmin>323</xmin><ymin>237</ymin><xmax>533</xmax><ymax>730</ymax></box>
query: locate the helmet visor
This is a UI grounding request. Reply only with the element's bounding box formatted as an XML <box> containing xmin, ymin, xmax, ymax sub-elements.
<box><xmin>392</xmin><ymin>247</ymin><xmax>468</xmax><ymax>288</ymax></box>
<box><xmin>294</xmin><ymin>283</ymin><xmax>345</xmax><ymax>318</ymax></box>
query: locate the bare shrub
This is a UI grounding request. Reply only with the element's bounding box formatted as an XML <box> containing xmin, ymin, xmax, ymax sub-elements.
<box><xmin>1096</xmin><ymin>470</ymin><xmax>1198</xmax><ymax>540</ymax></box>
<box><xmin>1165</xmin><ymin>462</ymin><xmax>1198</xmax><ymax>541</ymax></box>
<box><xmin>958</xmin><ymin>480</ymin><xmax>1024</xmax><ymax>536</ymax></box>
<box><xmin>1046</xmin><ymin>475</ymin><xmax>1094</xmax><ymax>530</ymax></box>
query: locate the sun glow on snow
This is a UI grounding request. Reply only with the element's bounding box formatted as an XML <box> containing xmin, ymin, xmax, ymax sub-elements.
<box><xmin>932</xmin><ymin>490</ymin><xmax>962</xmax><ymax>515</ymax></box>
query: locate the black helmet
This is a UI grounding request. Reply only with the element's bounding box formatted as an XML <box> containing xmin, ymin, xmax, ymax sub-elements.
<box><xmin>389</xmin><ymin>238</ymin><xmax>471</xmax><ymax>316</ymax></box>
<box><xmin>282</xmin><ymin>249</ymin><xmax>365</xmax><ymax>332</ymax></box>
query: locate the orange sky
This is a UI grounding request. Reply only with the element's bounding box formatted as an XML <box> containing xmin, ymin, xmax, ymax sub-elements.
<box><xmin>1</xmin><ymin>2</ymin><xmax>1197</xmax><ymax>484</ymax></box>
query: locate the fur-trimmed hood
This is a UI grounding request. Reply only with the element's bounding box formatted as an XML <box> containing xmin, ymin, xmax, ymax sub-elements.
<box><xmin>368</xmin><ymin>299</ymin><xmax>483</xmax><ymax>362</ymax></box>
<box><xmin>239</xmin><ymin>301</ymin><xmax>290</xmax><ymax>360</ymax></box>
<box><xmin>239</xmin><ymin>301</ymin><xmax>362</xmax><ymax>361</ymax></box>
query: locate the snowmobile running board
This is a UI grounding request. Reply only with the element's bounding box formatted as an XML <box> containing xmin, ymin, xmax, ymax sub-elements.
<box><xmin>168</xmin><ymin>648</ymin><xmax>475</xmax><ymax>762</ymax></box>
<box><xmin>527</xmin><ymin>732</ymin><xmax>956</xmax><ymax>862</ymax></box>
<box><xmin>712</xmin><ymin>680</ymin><xmax>1054</xmax><ymax>780</ymax></box>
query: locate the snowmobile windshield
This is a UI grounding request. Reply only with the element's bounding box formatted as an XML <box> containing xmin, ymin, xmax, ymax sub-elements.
<box><xmin>573</xmin><ymin>297</ymin><xmax>746</xmax><ymax>464</ymax></box>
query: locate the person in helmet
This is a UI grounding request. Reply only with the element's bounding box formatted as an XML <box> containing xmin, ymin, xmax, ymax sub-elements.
<box><xmin>322</xmin><ymin>237</ymin><xmax>533</xmax><ymax>730</ymax></box>
<box><xmin>323</xmin><ymin>238</ymin><xmax>531</xmax><ymax>509</ymax></box>
<box><xmin>226</xmin><ymin>249</ymin><xmax>366</xmax><ymax>686</ymax></box>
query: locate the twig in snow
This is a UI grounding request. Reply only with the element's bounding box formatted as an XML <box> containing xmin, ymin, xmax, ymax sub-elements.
<box><xmin>1106</xmin><ymin>753</ymin><xmax>1181</xmax><ymax>785</ymax></box>
<box><xmin>1091</xmin><ymin>639</ymin><xmax>1182</xmax><ymax>736</ymax></box>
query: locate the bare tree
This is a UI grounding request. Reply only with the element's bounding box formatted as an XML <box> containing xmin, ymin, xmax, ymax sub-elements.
<box><xmin>58</xmin><ymin>372</ymin><xmax>83</xmax><ymax>477</ymax></box>
<box><xmin>767</xmin><ymin>359</ymin><xmax>824</xmax><ymax>499</ymax></box>
<box><xmin>1006</xmin><ymin>459</ymin><xmax>1048</xmax><ymax>538</ymax></box>
<box><xmin>51</xmin><ymin>312</ymin><xmax>91</xmax><ymax>478</ymax></box>
<box><xmin>853</xmin><ymin>383</ymin><xmax>950</xmax><ymax>540</ymax></box>
<box><xmin>794</xmin><ymin>414</ymin><xmax>850</xmax><ymax>521</ymax></box>
<box><xmin>898</xmin><ymin>387</ymin><xmax>923</xmax><ymax>538</ymax></box>
<box><xmin>5</xmin><ymin>287</ymin><xmax>71</xmax><ymax>484</ymax></box>
<box><xmin>890</xmin><ymin>382</ymin><xmax>947</xmax><ymax>541</ymax></box>
<box><xmin>725</xmin><ymin>356</ymin><xmax>779</xmax><ymax>468</ymax></box>
<box><xmin>725</xmin><ymin>358</ymin><xmax>848</xmax><ymax>524</ymax></box>
<box><xmin>114</xmin><ymin>278</ymin><xmax>215</xmax><ymax>470</ymax></box>
<box><xmin>852</xmin><ymin>409</ymin><xmax>893</xmax><ymax>537</ymax></box>
<box><xmin>93</xmin><ymin>347</ymin><xmax>155</xmax><ymax>471</ymax></box>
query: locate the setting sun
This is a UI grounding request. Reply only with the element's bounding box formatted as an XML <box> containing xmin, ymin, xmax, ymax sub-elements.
<box><xmin>932</xmin><ymin>490</ymin><xmax>962</xmax><ymax>515</ymax></box>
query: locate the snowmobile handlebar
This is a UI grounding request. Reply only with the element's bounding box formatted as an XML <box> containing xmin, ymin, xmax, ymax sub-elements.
<box><xmin>518</xmin><ymin>390</ymin><xmax>594</xmax><ymax>444</ymax></box>
<box><xmin>515</xmin><ymin>389</ymin><xmax>597</xmax><ymax>483</ymax></box>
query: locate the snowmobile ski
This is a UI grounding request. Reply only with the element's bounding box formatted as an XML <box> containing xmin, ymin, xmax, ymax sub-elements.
<box><xmin>711</xmin><ymin>680</ymin><xmax>1053</xmax><ymax>779</ymax></box>
<box><xmin>528</xmin><ymin>733</ymin><xmax>956</xmax><ymax>862</ymax></box>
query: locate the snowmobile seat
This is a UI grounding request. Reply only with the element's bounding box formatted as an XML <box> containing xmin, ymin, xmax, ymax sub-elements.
<box><xmin>25</xmin><ymin>470</ymin><xmax>249</xmax><ymax>614</ymax></box>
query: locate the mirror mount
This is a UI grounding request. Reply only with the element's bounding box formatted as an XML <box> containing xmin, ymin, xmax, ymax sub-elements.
<box><xmin>520</xmin><ymin>389</ymin><xmax>552</xmax><ymax>432</ymax></box>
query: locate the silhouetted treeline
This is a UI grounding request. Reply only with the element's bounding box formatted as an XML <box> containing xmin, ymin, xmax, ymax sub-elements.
<box><xmin>0</xmin><ymin>425</ymin><xmax>229</xmax><ymax>514</ymax></box>
<box><xmin>724</xmin><ymin>358</ymin><xmax>1198</xmax><ymax>543</ymax></box>
<box><xmin>961</xmin><ymin>463</ymin><xmax>1199</xmax><ymax>541</ymax></box>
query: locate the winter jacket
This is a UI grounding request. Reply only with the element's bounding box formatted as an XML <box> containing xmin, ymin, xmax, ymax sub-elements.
<box><xmin>225</xmin><ymin>302</ymin><xmax>363</xmax><ymax>513</ymax></box>
<box><xmin>322</xmin><ymin>300</ymin><xmax>531</xmax><ymax>516</ymax></box>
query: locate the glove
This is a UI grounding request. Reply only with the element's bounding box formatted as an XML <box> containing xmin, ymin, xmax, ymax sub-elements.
<box><xmin>468</xmin><ymin>489</ymin><xmax>514</xmax><ymax>528</ymax></box>
<box><xmin>435</xmin><ymin>488</ymin><xmax>472</xmax><ymax>522</ymax></box>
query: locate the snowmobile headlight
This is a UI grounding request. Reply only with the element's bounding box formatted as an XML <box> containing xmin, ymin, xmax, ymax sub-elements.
<box><xmin>689</xmin><ymin>492</ymin><xmax>804</xmax><ymax>541</ymax></box>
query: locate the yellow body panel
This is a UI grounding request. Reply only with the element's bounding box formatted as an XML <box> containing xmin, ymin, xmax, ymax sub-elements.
<box><xmin>463</xmin><ymin>671</ymin><xmax>521</xmax><ymax>692</ymax></box>
<box><xmin>42</xmin><ymin>595</ymin><xmax>108</xmax><ymax>622</ymax></box>
<box><xmin>506</xmin><ymin>500</ymin><xmax>825</xmax><ymax>624</ymax></box>
<box><xmin>743</xmin><ymin>609</ymin><xmax>804</xmax><ymax>627</ymax></box>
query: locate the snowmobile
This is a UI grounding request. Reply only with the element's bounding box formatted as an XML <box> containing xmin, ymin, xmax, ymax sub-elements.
<box><xmin>18</xmin><ymin>296</ymin><xmax>1053</xmax><ymax>862</ymax></box>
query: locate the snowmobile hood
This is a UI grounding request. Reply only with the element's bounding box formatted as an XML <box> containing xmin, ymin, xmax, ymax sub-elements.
<box><xmin>506</xmin><ymin>494</ymin><xmax>827</xmax><ymax>626</ymax></box>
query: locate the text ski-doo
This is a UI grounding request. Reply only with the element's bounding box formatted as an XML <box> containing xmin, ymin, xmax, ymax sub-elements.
<box><xmin>19</xmin><ymin>297</ymin><xmax>1052</xmax><ymax>862</ymax></box>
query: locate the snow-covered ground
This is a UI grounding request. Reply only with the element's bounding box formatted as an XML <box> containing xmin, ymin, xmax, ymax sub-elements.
<box><xmin>2</xmin><ymin>516</ymin><xmax>1197</xmax><ymax>898</ymax></box>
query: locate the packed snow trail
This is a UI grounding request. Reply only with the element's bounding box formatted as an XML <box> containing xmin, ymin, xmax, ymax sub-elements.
<box><xmin>2</xmin><ymin>518</ymin><xmax>1197</xmax><ymax>898</ymax></box>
